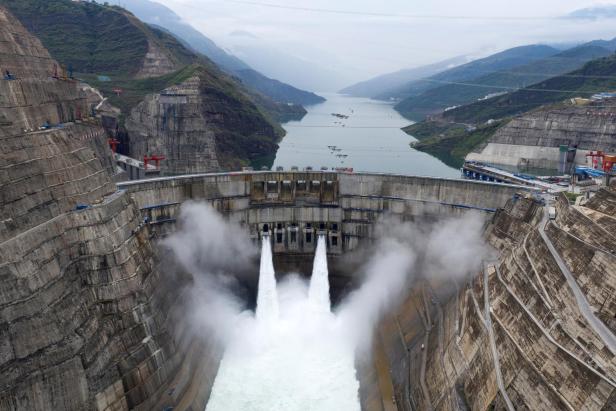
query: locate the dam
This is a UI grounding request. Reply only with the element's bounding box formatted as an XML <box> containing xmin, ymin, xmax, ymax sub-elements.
<box><xmin>112</xmin><ymin>170</ymin><xmax>530</xmax><ymax>410</ymax></box>
<box><xmin>110</xmin><ymin>170</ymin><xmax>616</xmax><ymax>410</ymax></box>
<box><xmin>116</xmin><ymin>171</ymin><xmax>523</xmax><ymax>292</ymax></box>
<box><xmin>3</xmin><ymin>4</ymin><xmax>616</xmax><ymax>410</ymax></box>
<box><xmin>117</xmin><ymin>171</ymin><xmax>520</xmax><ymax>247</ymax></box>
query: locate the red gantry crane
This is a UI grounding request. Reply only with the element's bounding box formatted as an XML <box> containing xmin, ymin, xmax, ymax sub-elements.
<box><xmin>143</xmin><ymin>154</ymin><xmax>165</xmax><ymax>170</ymax></box>
<box><xmin>585</xmin><ymin>151</ymin><xmax>616</xmax><ymax>172</ymax></box>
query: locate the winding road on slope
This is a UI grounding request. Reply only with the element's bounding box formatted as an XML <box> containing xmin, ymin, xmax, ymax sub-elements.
<box><xmin>538</xmin><ymin>203</ymin><xmax>616</xmax><ymax>354</ymax></box>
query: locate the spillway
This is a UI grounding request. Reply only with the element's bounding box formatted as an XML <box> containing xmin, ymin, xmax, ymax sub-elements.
<box><xmin>205</xmin><ymin>237</ymin><xmax>360</xmax><ymax>411</ymax></box>
<box><xmin>255</xmin><ymin>234</ymin><xmax>279</xmax><ymax>323</ymax></box>
<box><xmin>309</xmin><ymin>235</ymin><xmax>331</xmax><ymax>312</ymax></box>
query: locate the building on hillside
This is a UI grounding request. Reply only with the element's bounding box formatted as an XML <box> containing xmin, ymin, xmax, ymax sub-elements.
<box><xmin>591</xmin><ymin>92</ymin><xmax>616</xmax><ymax>100</ymax></box>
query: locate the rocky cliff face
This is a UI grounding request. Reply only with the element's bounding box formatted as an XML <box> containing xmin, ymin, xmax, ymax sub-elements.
<box><xmin>467</xmin><ymin>102</ymin><xmax>616</xmax><ymax>170</ymax></box>
<box><xmin>0</xmin><ymin>7</ymin><xmax>218</xmax><ymax>410</ymax></box>
<box><xmin>125</xmin><ymin>72</ymin><xmax>282</xmax><ymax>173</ymax></box>
<box><xmin>134</xmin><ymin>37</ymin><xmax>181</xmax><ymax>79</ymax></box>
<box><xmin>379</xmin><ymin>192</ymin><xmax>616</xmax><ymax>410</ymax></box>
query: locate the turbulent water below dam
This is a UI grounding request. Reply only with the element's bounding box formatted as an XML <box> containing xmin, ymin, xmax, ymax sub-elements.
<box><xmin>273</xmin><ymin>93</ymin><xmax>459</xmax><ymax>178</ymax></box>
<box><xmin>205</xmin><ymin>236</ymin><xmax>361</xmax><ymax>411</ymax></box>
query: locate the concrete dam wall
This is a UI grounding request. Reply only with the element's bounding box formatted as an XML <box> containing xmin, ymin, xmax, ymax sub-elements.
<box><xmin>118</xmin><ymin>171</ymin><xmax>525</xmax><ymax>255</ymax></box>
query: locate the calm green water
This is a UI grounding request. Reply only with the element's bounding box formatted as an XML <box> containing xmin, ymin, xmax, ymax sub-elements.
<box><xmin>272</xmin><ymin>93</ymin><xmax>460</xmax><ymax>178</ymax></box>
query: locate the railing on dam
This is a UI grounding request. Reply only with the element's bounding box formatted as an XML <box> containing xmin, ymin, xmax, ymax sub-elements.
<box><xmin>117</xmin><ymin>171</ymin><xmax>535</xmax><ymax>252</ymax></box>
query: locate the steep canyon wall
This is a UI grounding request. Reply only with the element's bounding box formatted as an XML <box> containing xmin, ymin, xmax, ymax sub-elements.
<box><xmin>0</xmin><ymin>8</ymin><xmax>217</xmax><ymax>410</ymax></box>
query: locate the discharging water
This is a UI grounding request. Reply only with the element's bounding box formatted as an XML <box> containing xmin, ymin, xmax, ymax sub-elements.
<box><xmin>255</xmin><ymin>235</ymin><xmax>279</xmax><ymax>323</ymax></box>
<box><xmin>308</xmin><ymin>235</ymin><xmax>330</xmax><ymax>312</ymax></box>
<box><xmin>205</xmin><ymin>236</ymin><xmax>360</xmax><ymax>411</ymax></box>
<box><xmin>273</xmin><ymin>93</ymin><xmax>459</xmax><ymax>178</ymax></box>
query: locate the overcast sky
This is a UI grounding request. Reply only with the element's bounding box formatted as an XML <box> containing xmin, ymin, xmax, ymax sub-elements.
<box><xmin>162</xmin><ymin>0</ymin><xmax>616</xmax><ymax>85</ymax></box>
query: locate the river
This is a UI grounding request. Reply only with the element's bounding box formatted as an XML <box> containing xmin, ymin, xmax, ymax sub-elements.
<box><xmin>272</xmin><ymin>93</ymin><xmax>460</xmax><ymax>178</ymax></box>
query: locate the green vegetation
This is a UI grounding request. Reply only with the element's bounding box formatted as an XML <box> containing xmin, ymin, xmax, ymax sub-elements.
<box><xmin>564</xmin><ymin>192</ymin><xmax>582</xmax><ymax>203</ymax></box>
<box><xmin>398</xmin><ymin>44</ymin><xmax>616</xmax><ymax>167</ymax></box>
<box><xmin>407</xmin><ymin>121</ymin><xmax>505</xmax><ymax>168</ymax></box>
<box><xmin>402</xmin><ymin>121</ymin><xmax>468</xmax><ymax>141</ymax></box>
<box><xmin>3</xmin><ymin>0</ymin><xmax>299</xmax><ymax>128</ymax></box>
<box><xmin>1</xmin><ymin>0</ymin><xmax>149</xmax><ymax>75</ymax></box>
<box><xmin>81</xmin><ymin>64</ymin><xmax>200</xmax><ymax>117</ymax></box>
<box><xmin>444</xmin><ymin>54</ymin><xmax>616</xmax><ymax>124</ymax></box>
<box><xmin>1</xmin><ymin>0</ymin><xmax>207</xmax><ymax>77</ymax></box>
<box><xmin>83</xmin><ymin>63</ymin><xmax>286</xmax><ymax>139</ymax></box>
<box><xmin>1</xmin><ymin>0</ymin><xmax>308</xmax><ymax>169</ymax></box>
<box><xmin>384</xmin><ymin>44</ymin><xmax>560</xmax><ymax>103</ymax></box>
<box><xmin>394</xmin><ymin>44</ymin><xmax>613</xmax><ymax>121</ymax></box>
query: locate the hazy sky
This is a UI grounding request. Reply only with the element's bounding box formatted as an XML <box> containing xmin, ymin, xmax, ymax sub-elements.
<box><xmin>163</xmin><ymin>0</ymin><xmax>616</xmax><ymax>85</ymax></box>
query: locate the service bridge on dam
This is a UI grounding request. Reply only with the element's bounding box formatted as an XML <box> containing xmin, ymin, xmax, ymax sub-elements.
<box><xmin>117</xmin><ymin>171</ymin><xmax>534</xmax><ymax>255</ymax></box>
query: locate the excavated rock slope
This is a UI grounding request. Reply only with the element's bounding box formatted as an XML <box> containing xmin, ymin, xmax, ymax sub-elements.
<box><xmin>379</xmin><ymin>191</ymin><xmax>616</xmax><ymax>410</ymax></box>
<box><xmin>0</xmin><ymin>7</ymin><xmax>217</xmax><ymax>410</ymax></box>
<box><xmin>466</xmin><ymin>103</ymin><xmax>616</xmax><ymax>170</ymax></box>
<box><xmin>125</xmin><ymin>73</ymin><xmax>281</xmax><ymax>173</ymax></box>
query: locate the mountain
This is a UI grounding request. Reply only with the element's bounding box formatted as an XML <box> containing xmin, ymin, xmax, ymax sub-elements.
<box><xmin>586</xmin><ymin>38</ymin><xmax>616</xmax><ymax>51</ymax></box>
<box><xmin>0</xmin><ymin>0</ymin><xmax>294</xmax><ymax>171</ymax></box>
<box><xmin>118</xmin><ymin>0</ymin><xmax>324</xmax><ymax>106</ymax></box>
<box><xmin>405</xmin><ymin>121</ymin><xmax>503</xmax><ymax>169</ymax></box>
<box><xmin>379</xmin><ymin>45</ymin><xmax>560</xmax><ymax>103</ymax></box>
<box><xmin>442</xmin><ymin>53</ymin><xmax>616</xmax><ymax>124</ymax></box>
<box><xmin>404</xmin><ymin>51</ymin><xmax>616</xmax><ymax>167</ymax></box>
<box><xmin>229</xmin><ymin>41</ymin><xmax>347</xmax><ymax>92</ymax></box>
<box><xmin>118</xmin><ymin>0</ymin><xmax>248</xmax><ymax>72</ymax></box>
<box><xmin>338</xmin><ymin>55</ymin><xmax>469</xmax><ymax>99</ymax></box>
<box><xmin>394</xmin><ymin>43</ymin><xmax>615</xmax><ymax>121</ymax></box>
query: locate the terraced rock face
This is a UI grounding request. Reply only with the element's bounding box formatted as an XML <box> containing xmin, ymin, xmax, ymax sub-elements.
<box><xmin>0</xmin><ymin>7</ymin><xmax>217</xmax><ymax>410</ymax></box>
<box><xmin>379</xmin><ymin>191</ymin><xmax>616</xmax><ymax>410</ymax></box>
<box><xmin>125</xmin><ymin>74</ymin><xmax>281</xmax><ymax>173</ymax></box>
<box><xmin>466</xmin><ymin>103</ymin><xmax>616</xmax><ymax>170</ymax></box>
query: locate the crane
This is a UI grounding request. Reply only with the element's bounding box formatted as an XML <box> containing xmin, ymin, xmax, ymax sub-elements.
<box><xmin>143</xmin><ymin>154</ymin><xmax>165</xmax><ymax>170</ymax></box>
<box><xmin>107</xmin><ymin>138</ymin><xmax>120</xmax><ymax>153</ymax></box>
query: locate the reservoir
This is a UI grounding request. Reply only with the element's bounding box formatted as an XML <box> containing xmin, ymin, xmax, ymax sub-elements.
<box><xmin>273</xmin><ymin>93</ymin><xmax>459</xmax><ymax>178</ymax></box>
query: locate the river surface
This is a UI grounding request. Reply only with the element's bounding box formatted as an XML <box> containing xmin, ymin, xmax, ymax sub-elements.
<box><xmin>272</xmin><ymin>93</ymin><xmax>459</xmax><ymax>178</ymax></box>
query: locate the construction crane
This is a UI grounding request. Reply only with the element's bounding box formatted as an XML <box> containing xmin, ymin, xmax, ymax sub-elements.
<box><xmin>585</xmin><ymin>151</ymin><xmax>616</xmax><ymax>172</ymax></box>
<box><xmin>604</xmin><ymin>155</ymin><xmax>616</xmax><ymax>173</ymax></box>
<box><xmin>143</xmin><ymin>154</ymin><xmax>165</xmax><ymax>170</ymax></box>
<box><xmin>586</xmin><ymin>151</ymin><xmax>604</xmax><ymax>169</ymax></box>
<box><xmin>107</xmin><ymin>138</ymin><xmax>120</xmax><ymax>153</ymax></box>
